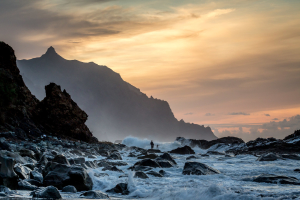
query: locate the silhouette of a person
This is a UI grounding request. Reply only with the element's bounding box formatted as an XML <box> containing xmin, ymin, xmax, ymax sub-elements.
<box><xmin>150</xmin><ymin>140</ymin><xmax>154</xmax><ymax>149</ymax></box>
<box><xmin>157</xmin><ymin>144</ymin><xmax>159</xmax><ymax>149</ymax></box>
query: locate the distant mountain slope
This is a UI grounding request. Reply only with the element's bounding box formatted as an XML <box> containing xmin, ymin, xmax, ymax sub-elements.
<box><xmin>17</xmin><ymin>47</ymin><xmax>217</xmax><ymax>141</ymax></box>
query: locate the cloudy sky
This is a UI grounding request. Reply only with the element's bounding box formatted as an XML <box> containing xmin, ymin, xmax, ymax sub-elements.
<box><xmin>1</xmin><ymin>0</ymin><xmax>300</xmax><ymax>141</ymax></box>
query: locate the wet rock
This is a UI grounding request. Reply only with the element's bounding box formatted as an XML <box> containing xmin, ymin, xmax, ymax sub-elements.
<box><xmin>68</xmin><ymin>157</ymin><xmax>85</xmax><ymax>165</ymax></box>
<box><xmin>105</xmin><ymin>161</ymin><xmax>128</xmax><ymax>167</ymax></box>
<box><xmin>130</xmin><ymin>165</ymin><xmax>153</xmax><ymax>172</ymax></box>
<box><xmin>18</xmin><ymin>180</ymin><xmax>38</xmax><ymax>190</ymax></box>
<box><xmin>0</xmin><ymin>151</ymin><xmax>27</xmax><ymax>164</ymax></box>
<box><xmin>294</xmin><ymin>169</ymin><xmax>300</xmax><ymax>172</ymax></box>
<box><xmin>106</xmin><ymin>183</ymin><xmax>129</xmax><ymax>195</ymax></box>
<box><xmin>186</xmin><ymin>155</ymin><xmax>198</xmax><ymax>160</ymax></box>
<box><xmin>62</xmin><ymin>185</ymin><xmax>77</xmax><ymax>193</ymax></box>
<box><xmin>134</xmin><ymin>159</ymin><xmax>161</xmax><ymax>168</ymax></box>
<box><xmin>26</xmin><ymin>179</ymin><xmax>42</xmax><ymax>187</ymax></box>
<box><xmin>70</xmin><ymin>149</ymin><xmax>84</xmax><ymax>156</ymax></box>
<box><xmin>156</xmin><ymin>160</ymin><xmax>173</xmax><ymax>168</ymax></box>
<box><xmin>200</xmin><ymin>154</ymin><xmax>209</xmax><ymax>157</ymax></box>
<box><xmin>257</xmin><ymin>153</ymin><xmax>281</xmax><ymax>161</ymax></box>
<box><xmin>52</xmin><ymin>154</ymin><xmax>70</xmax><ymax>165</ymax></box>
<box><xmin>80</xmin><ymin>190</ymin><xmax>110</xmax><ymax>199</ymax></box>
<box><xmin>159</xmin><ymin>170</ymin><xmax>166</xmax><ymax>176</ymax></box>
<box><xmin>0</xmin><ymin>156</ymin><xmax>18</xmax><ymax>189</ymax></box>
<box><xmin>14</xmin><ymin>163</ymin><xmax>31</xmax><ymax>179</ymax></box>
<box><xmin>43</xmin><ymin>162</ymin><xmax>93</xmax><ymax>191</ymax></box>
<box><xmin>253</xmin><ymin>174</ymin><xmax>300</xmax><ymax>185</ymax></box>
<box><xmin>38</xmin><ymin>155</ymin><xmax>48</xmax><ymax>166</ymax></box>
<box><xmin>206</xmin><ymin>151</ymin><xmax>225</xmax><ymax>155</ymax></box>
<box><xmin>107</xmin><ymin>152</ymin><xmax>122</xmax><ymax>160</ymax></box>
<box><xmin>85</xmin><ymin>161</ymin><xmax>97</xmax><ymax>169</ymax></box>
<box><xmin>31</xmin><ymin>186</ymin><xmax>62</xmax><ymax>199</ymax></box>
<box><xmin>159</xmin><ymin>153</ymin><xmax>177</xmax><ymax>165</ymax></box>
<box><xmin>138</xmin><ymin>154</ymin><xmax>158</xmax><ymax>159</ymax></box>
<box><xmin>88</xmin><ymin>155</ymin><xmax>97</xmax><ymax>159</ymax></box>
<box><xmin>182</xmin><ymin>161</ymin><xmax>221</xmax><ymax>175</ymax></box>
<box><xmin>134</xmin><ymin>171</ymin><xmax>149</xmax><ymax>179</ymax></box>
<box><xmin>147</xmin><ymin>171</ymin><xmax>163</xmax><ymax>177</ymax></box>
<box><xmin>102</xmin><ymin>166</ymin><xmax>124</xmax><ymax>173</ymax></box>
<box><xmin>30</xmin><ymin>170</ymin><xmax>43</xmax><ymax>183</ymax></box>
<box><xmin>170</xmin><ymin>146</ymin><xmax>195</xmax><ymax>155</ymax></box>
<box><xmin>19</xmin><ymin>149</ymin><xmax>35</xmax><ymax>159</ymax></box>
<box><xmin>23</xmin><ymin>157</ymin><xmax>37</xmax><ymax>165</ymax></box>
<box><xmin>147</xmin><ymin>149</ymin><xmax>161</xmax><ymax>153</ymax></box>
<box><xmin>281</xmin><ymin>154</ymin><xmax>300</xmax><ymax>160</ymax></box>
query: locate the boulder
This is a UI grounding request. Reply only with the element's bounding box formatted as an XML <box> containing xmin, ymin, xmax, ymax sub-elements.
<box><xmin>138</xmin><ymin>154</ymin><xmax>158</xmax><ymax>159</ymax></box>
<box><xmin>80</xmin><ymin>190</ymin><xmax>110</xmax><ymax>199</ymax></box>
<box><xmin>134</xmin><ymin>171</ymin><xmax>149</xmax><ymax>179</ymax></box>
<box><xmin>106</xmin><ymin>183</ymin><xmax>129</xmax><ymax>195</ymax></box>
<box><xmin>130</xmin><ymin>165</ymin><xmax>153</xmax><ymax>172</ymax></box>
<box><xmin>105</xmin><ymin>161</ymin><xmax>128</xmax><ymax>166</ymax></box>
<box><xmin>102</xmin><ymin>166</ymin><xmax>124</xmax><ymax>173</ymax></box>
<box><xmin>0</xmin><ymin>185</ymin><xmax>14</xmax><ymax>195</ymax></box>
<box><xmin>31</xmin><ymin>186</ymin><xmax>62</xmax><ymax>199</ymax></box>
<box><xmin>159</xmin><ymin>153</ymin><xmax>177</xmax><ymax>165</ymax></box>
<box><xmin>206</xmin><ymin>151</ymin><xmax>225</xmax><ymax>155</ymax></box>
<box><xmin>107</xmin><ymin>152</ymin><xmax>122</xmax><ymax>160</ymax></box>
<box><xmin>156</xmin><ymin>160</ymin><xmax>173</xmax><ymax>168</ymax></box>
<box><xmin>30</xmin><ymin>170</ymin><xmax>43</xmax><ymax>183</ymax></box>
<box><xmin>133</xmin><ymin>159</ymin><xmax>161</xmax><ymax>168</ymax></box>
<box><xmin>147</xmin><ymin>149</ymin><xmax>161</xmax><ymax>153</ymax></box>
<box><xmin>68</xmin><ymin>157</ymin><xmax>85</xmax><ymax>165</ymax></box>
<box><xmin>170</xmin><ymin>146</ymin><xmax>195</xmax><ymax>155</ymax></box>
<box><xmin>257</xmin><ymin>153</ymin><xmax>281</xmax><ymax>161</ymax></box>
<box><xmin>0</xmin><ymin>151</ymin><xmax>27</xmax><ymax>164</ymax></box>
<box><xmin>18</xmin><ymin>180</ymin><xmax>38</xmax><ymax>190</ymax></box>
<box><xmin>281</xmin><ymin>154</ymin><xmax>300</xmax><ymax>160</ymax></box>
<box><xmin>0</xmin><ymin>156</ymin><xmax>18</xmax><ymax>189</ymax></box>
<box><xmin>19</xmin><ymin>149</ymin><xmax>35</xmax><ymax>159</ymax></box>
<box><xmin>182</xmin><ymin>161</ymin><xmax>220</xmax><ymax>175</ymax></box>
<box><xmin>43</xmin><ymin>162</ymin><xmax>93</xmax><ymax>191</ymax></box>
<box><xmin>52</xmin><ymin>155</ymin><xmax>70</xmax><ymax>165</ymax></box>
<box><xmin>62</xmin><ymin>185</ymin><xmax>77</xmax><ymax>193</ymax></box>
<box><xmin>147</xmin><ymin>171</ymin><xmax>163</xmax><ymax>177</ymax></box>
<box><xmin>14</xmin><ymin>163</ymin><xmax>31</xmax><ymax>179</ymax></box>
<box><xmin>253</xmin><ymin>174</ymin><xmax>300</xmax><ymax>185</ymax></box>
<box><xmin>186</xmin><ymin>155</ymin><xmax>198</xmax><ymax>160</ymax></box>
<box><xmin>26</xmin><ymin>179</ymin><xmax>42</xmax><ymax>187</ymax></box>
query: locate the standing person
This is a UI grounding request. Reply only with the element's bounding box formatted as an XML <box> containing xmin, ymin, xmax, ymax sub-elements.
<box><xmin>157</xmin><ymin>144</ymin><xmax>159</xmax><ymax>149</ymax></box>
<box><xmin>150</xmin><ymin>140</ymin><xmax>154</xmax><ymax>149</ymax></box>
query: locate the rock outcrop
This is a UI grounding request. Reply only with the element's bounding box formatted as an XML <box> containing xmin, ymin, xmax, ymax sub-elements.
<box><xmin>182</xmin><ymin>162</ymin><xmax>220</xmax><ymax>175</ymax></box>
<box><xmin>0</xmin><ymin>42</ymin><xmax>98</xmax><ymax>143</ymax></box>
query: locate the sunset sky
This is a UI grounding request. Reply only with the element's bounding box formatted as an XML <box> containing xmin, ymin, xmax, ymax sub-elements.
<box><xmin>1</xmin><ymin>0</ymin><xmax>300</xmax><ymax>141</ymax></box>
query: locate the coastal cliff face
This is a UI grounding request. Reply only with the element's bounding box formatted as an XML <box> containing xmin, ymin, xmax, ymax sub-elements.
<box><xmin>18</xmin><ymin>47</ymin><xmax>217</xmax><ymax>141</ymax></box>
<box><xmin>0</xmin><ymin>42</ymin><xmax>97</xmax><ymax>143</ymax></box>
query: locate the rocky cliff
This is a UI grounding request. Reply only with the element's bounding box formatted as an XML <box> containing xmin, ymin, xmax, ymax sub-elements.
<box><xmin>17</xmin><ymin>47</ymin><xmax>217</xmax><ymax>141</ymax></box>
<box><xmin>0</xmin><ymin>42</ymin><xmax>97</xmax><ymax>143</ymax></box>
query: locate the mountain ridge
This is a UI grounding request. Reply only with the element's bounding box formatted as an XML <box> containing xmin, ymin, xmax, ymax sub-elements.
<box><xmin>17</xmin><ymin>47</ymin><xmax>217</xmax><ymax>142</ymax></box>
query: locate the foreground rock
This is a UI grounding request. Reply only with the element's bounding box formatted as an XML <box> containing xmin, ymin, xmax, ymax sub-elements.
<box><xmin>257</xmin><ymin>153</ymin><xmax>281</xmax><ymax>161</ymax></box>
<box><xmin>106</xmin><ymin>183</ymin><xmax>129</xmax><ymax>195</ymax></box>
<box><xmin>81</xmin><ymin>190</ymin><xmax>110</xmax><ymax>199</ymax></box>
<box><xmin>134</xmin><ymin>171</ymin><xmax>149</xmax><ymax>179</ymax></box>
<box><xmin>182</xmin><ymin>162</ymin><xmax>220</xmax><ymax>175</ymax></box>
<box><xmin>43</xmin><ymin>162</ymin><xmax>93</xmax><ymax>191</ymax></box>
<box><xmin>31</xmin><ymin>186</ymin><xmax>62</xmax><ymax>199</ymax></box>
<box><xmin>133</xmin><ymin>159</ymin><xmax>161</xmax><ymax>168</ymax></box>
<box><xmin>253</xmin><ymin>174</ymin><xmax>300</xmax><ymax>185</ymax></box>
<box><xmin>0</xmin><ymin>156</ymin><xmax>18</xmax><ymax>189</ymax></box>
<box><xmin>170</xmin><ymin>146</ymin><xmax>195</xmax><ymax>154</ymax></box>
<box><xmin>62</xmin><ymin>185</ymin><xmax>77</xmax><ymax>193</ymax></box>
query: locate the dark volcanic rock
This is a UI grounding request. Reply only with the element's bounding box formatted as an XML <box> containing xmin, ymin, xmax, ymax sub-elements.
<box><xmin>107</xmin><ymin>152</ymin><xmax>122</xmax><ymax>160</ymax></box>
<box><xmin>159</xmin><ymin>153</ymin><xmax>176</xmax><ymax>165</ymax></box>
<box><xmin>134</xmin><ymin>171</ymin><xmax>149</xmax><ymax>179</ymax></box>
<box><xmin>138</xmin><ymin>154</ymin><xmax>158</xmax><ymax>159</ymax></box>
<box><xmin>34</xmin><ymin>82</ymin><xmax>97</xmax><ymax>143</ymax></box>
<box><xmin>106</xmin><ymin>183</ymin><xmax>129</xmax><ymax>195</ymax></box>
<box><xmin>170</xmin><ymin>145</ymin><xmax>195</xmax><ymax>154</ymax></box>
<box><xmin>0</xmin><ymin>156</ymin><xmax>18</xmax><ymax>189</ymax></box>
<box><xmin>19</xmin><ymin>149</ymin><xmax>35</xmax><ymax>159</ymax></box>
<box><xmin>186</xmin><ymin>155</ymin><xmax>198</xmax><ymax>160</ymax></box>
<box><xmin>102</xmin><ymin>166</ymin><xmax>124</xmax><ymax>173</ymax></box>
<box><xmin>147</xmin><ymin>171</ymin><xmax>163</xmax><ymax>177</ymax></box>
<box><xmin>253</xmin><ymin>174</ymin><xmax>300</xmax><ymax>185</ymax></box>
<box><xmin>80</xmin><ymin>190</ymin><xmax>110</xmax><ymax>199</ymax></box>
<box><xmin>176</xmin><ymin>136</ymin><xmax>244</xmax><ymax>149</ymax></box>
<box><xmin>69</xmin><ymin>157</ymin><xmax>85</xmax><ymax>165</ymax></box>
<box><xmin>156</xmin><ymin>160</ymin><xmax>173</xmax><ymax>168</ymax></box>
<box><xmin>31</xmin><ymin>186</ymin><xmax>62</xmax><ymax>199</ymax></box>
<box><xmin>62</xmin><ymin>185</ymin><xmax>77</xmax><ymax>193</ymax></box>
<box><xmin>43</xmin><ymin>162</ymin><xmax>93</xmax><ymax>191</ymax></box>
<box><xmin>281</xmin><ymin>154</ymin><xmax>300</xmax><ymax>160</ymax></box>
<box><xmin>30</xmin><ymin>170</ymin><xmax>43</xmax><ymax>183</ymax></box>
<box><xmin>52</xmin><ymin>154</ymin><xmax>70</xmax><ymax>165</ymax></box>
<box><xmin>18</xmin><ymin>180</ymin><xmax>38</xmax><ymax>190</ymax></box>
<box><xmin>182</xmin><ymin>161</ymin><xmax>220</xmax><ymax>175</ymax></box>
<box><xmin>257</xmin><ymin>153</ymin><xmax>281</xmax><ymax>161</ymax></box>
<box><xmin>14</xmin><ymin>163</ymin><xmax>31</xmax><ymax>179</ymax></box>
<box><xmin>134</xmin><ymin>159</ymin><xmax>161</xmax><ymax>168</ymax></box>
